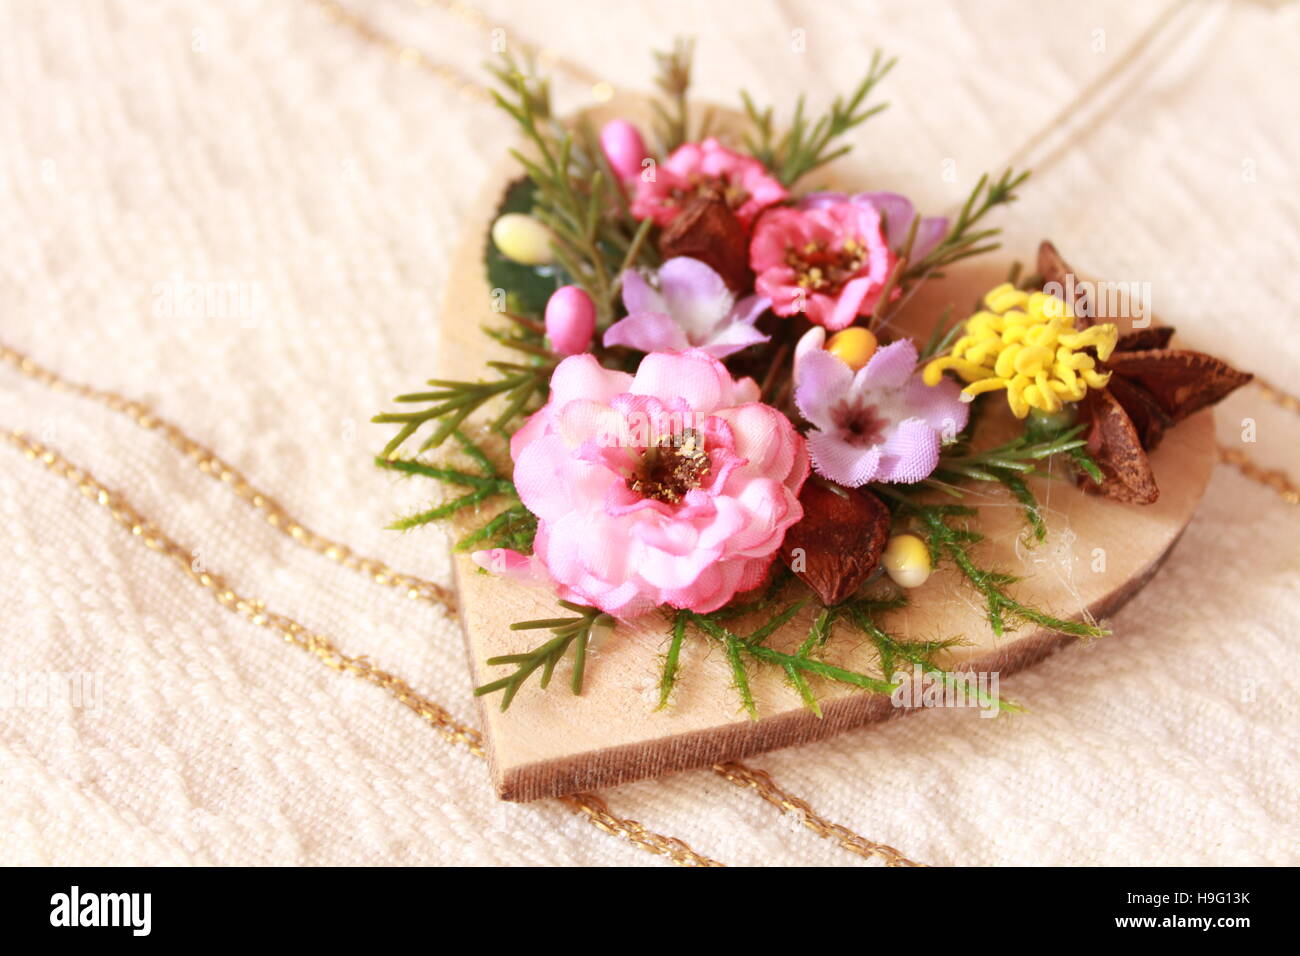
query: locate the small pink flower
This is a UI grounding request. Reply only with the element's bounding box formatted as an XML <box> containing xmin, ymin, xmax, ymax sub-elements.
<box><xmin>507</xmin><ymin>350</ymin><xmax>809</xmax><ymax>618</ymax></box>
<box><xmin>599</xmin><ymin>119</ymin><xmax>649</xmax><ymax>182</ymax></box>
<box><xmin>800</xmin><ymin>191</ymin><xmax>948</xmax><ymax>261</ymax></box>
<box><xmin>794</xmin><ymin>329</ymin><xmax>967</xmax><ymax>486</ymax></box>
<box><xmin>631</xmin><ymin>138</ymin><xmax>787</xmax><ymax>229</ymax></box>
<box><xmin>750</xmin><ymin>201</ymin><xmax>896</xmax><ymax>331</ymax></box>
<box><xmin>545</xmin><ymin>286</ymin><xmax>596</xmax><ymax>356</ymax></box>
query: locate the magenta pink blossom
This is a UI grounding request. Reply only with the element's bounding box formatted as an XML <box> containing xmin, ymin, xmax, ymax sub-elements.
<box><xmin>599</xmin><ymin>119</ymin><xmax>649</xmax><ymax>182</ymax></box>
<box><xmin>794</xmin><ymin>329</ymin><xmax>967</xmax><ymax>486</ymax></box>
<box><xmin>498</xmin><ymin>350</ymin><xmax>809</xmax><ymax>618</ymax></box>
<box><xmin>544</xmin><ymin>285</ymin><xmax>596</xmax><ymax>356</ymax></box>
<box><xmin>800</xmin><ymin>191</ymin><xmax>948</xmax><ymax>262</ymax></box>
<box><xmin>631</xmin><ymin>137</ymin><xmax>787</xmax><ymax>229</ymax></box>
<box><xmin>749</xmin><ymin>200</ymin><xmax>896</xmax><ymax>331</ymax></box>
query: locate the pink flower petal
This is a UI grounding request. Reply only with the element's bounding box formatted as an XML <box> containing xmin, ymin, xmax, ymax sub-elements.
<box><xmin>657</xmin><ymin>257</ymin><xmax>734</xmax><ymax>341</ymax></box>
<box><xmin>630</xmin><ymin>350</ymin><xmax>730</xmax><ymax>413</ymax></box>
<box><xmin>471</xmin><ymin>548</ymin><xmax>552</xmax><ymax>588</ymax></box>
<box><xmin>807</xmin><ymin>432</ymin><xmax>883</xmax><ymax>487</ymax></box>
<box><xmin>620</xmin><ymin>267</ymin><xmax>667</xmax><ymax>315</ymax></box>
<box><xmin>857</xmin><ymin>339</ymin><xmax>919</xmax><ymax>391</ymax></box>
<box><xmin>549</xmin><ymin>353</ymin><xmax>634</xmax><ymax>408</ymax></box>
<box><xmin>874</xmin><ymin>418</ymin><xmax>942</xmax><ymax>483</ymax></box>
<box><xmin>795</xmin><ymin>349</ymin><xmax>855</xmax><ymax>432</ymax></box>
<box><xmin>603</xmin><ymin>311</ymin><xmax>690</xmax><ymax>353</ymax></box>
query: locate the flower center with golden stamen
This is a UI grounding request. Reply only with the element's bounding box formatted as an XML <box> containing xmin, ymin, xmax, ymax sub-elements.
<box><xmin>627</xmin><ymin>428</ymin><xmax>711</xmax><ymax>504</ymax></box>
<box><xmin>786</xmin><ymin>238</ymin><xmax>867</xmax><ymax>292</ymax></box>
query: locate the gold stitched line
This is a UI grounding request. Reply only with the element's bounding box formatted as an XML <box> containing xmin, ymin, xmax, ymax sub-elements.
<box><xmin>1216</xmin><ymin>445</ymin><xmax>1300</xmax><ymax>506</ymax></box>
<box><xmin>712</xmin><ymin>762</ymin><xmax>925</xmax><ymax>867</ymax></box>
<box><xmin>308</xmin><ymin>0</ymin><xmax>490</xmax><ymax>100</ymax></box>
<box><xmin>1253</xmin><ymin>378</ymin><xmax>1300</xmax><ymax>417</ymax></box>
<box><xmin>1</xmin><ymin>426</ymin><xmax>724</xmax><ymax>868</ymax></box>
<box><xmin>307</xmin><ymin>0</ymin><xmax>611</xmax><ymax>102</ymax></box>
<box><xmin>3</xmin><ymin>337</ymin><xmax>928</xmax><ymax>865</ymax></box>
<box><xmin>0</xmin><ymin>343</ymin><xmax>458</xmax><ymax>615</ymax></box>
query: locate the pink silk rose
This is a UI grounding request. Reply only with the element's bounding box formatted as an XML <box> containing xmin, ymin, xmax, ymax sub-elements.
<box><xmin>504</xmin><ymin>350</ymin><xmax>809</xmax><ymax>619</ymax></box>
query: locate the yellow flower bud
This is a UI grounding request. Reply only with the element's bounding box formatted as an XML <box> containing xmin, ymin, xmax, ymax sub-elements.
<box><xmin>826</xmin><ymin>327</ymin><xmax>878</xmax><ymax>371</ymax></box>
<box><xmin>491</xmin><ymin>213</ymin><xmax>554</xmax><ymax>266</ymax></box>
<box><xmin>882</xmin><ymin>533</ymin><xmax>931</xmax><ymax>589</ymax></box>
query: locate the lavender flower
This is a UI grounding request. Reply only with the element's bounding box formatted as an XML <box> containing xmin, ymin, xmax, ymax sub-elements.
<box><xmin>603</xmin><ymin>257</ymin><xmax>770</xmax><ymax>358</ymax></box>
<box><xmin>794</xmin><ymin>328</ymin><xmax>968</xmax><ymax>486</ymax></box>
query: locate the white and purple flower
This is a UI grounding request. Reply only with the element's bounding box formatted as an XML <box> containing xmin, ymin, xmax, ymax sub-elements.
<box><xmin>603</xmin><ymin>257</ymin><xmax>770</xmax><ymax>358</ymax></box>
<box><xmin>794</xmin><ymin>328</ymin><xmax>967</xmax><ymax>486</ymax></box>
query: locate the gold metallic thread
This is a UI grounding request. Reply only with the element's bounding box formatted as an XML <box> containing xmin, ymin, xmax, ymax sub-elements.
<box><xmin>1253</xmin><ymin>377</ymin><xmax>1300</xmax><ymax>416</ymax></box>
<box><xmin>0</xmin><ymin>426</ymin><xmax>724</xmax><ymax>868</ymax></box>
<box><xmin>712</xmin><ymin>762</ymin><xmax>926</xmax><ymax>867</ymax></box>
<box><xmin>0</xmin><ymin>343</ymin><xmax>458</xmax><ymax>613</ymax></box>
<box><xmin>1216</xmin><ymin>445</ymin><xmax>1300</xmax><ymax>506</ymax></box>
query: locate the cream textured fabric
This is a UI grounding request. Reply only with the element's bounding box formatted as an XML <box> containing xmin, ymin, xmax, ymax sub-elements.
<box><xmin>1</xmin><ymin>0</ymin><xmax>1297</xmax><ymax>866</ymax></box>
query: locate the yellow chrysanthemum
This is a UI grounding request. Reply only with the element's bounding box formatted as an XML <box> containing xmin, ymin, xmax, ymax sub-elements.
<box><xmin>922</xmin><ymin>283</ymin><xmax>1118</xmax><ymax>419</ymax></box>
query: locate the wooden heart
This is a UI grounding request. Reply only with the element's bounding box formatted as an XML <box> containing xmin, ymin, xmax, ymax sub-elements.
<box><xmin>438</xmin><ymin>96</ymin><xmax>1216</xmax><ymax>801</ymax></box>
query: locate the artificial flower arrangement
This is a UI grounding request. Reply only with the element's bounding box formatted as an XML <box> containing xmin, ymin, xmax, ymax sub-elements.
<box><xmin>374</xmin><ymin>42</ymin><xmax>1251</xmax><ymax>717</ymax></box>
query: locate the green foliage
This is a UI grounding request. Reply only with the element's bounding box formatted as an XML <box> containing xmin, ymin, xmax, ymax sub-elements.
<box><xmin>914</xmin><ymin>504</ymin><xmax>1107</xmax><ymax>640</ymax></box>
<box><xmin>742</xmin><ymin>50</ymin><xmax>896</xmax><ymax>186</ymax></box>
<box><xmin>650</xmin><ymin>38</ymin><xmax>697</xmax><ymax>153</ymax></box>
<box><xmin>375</xmin><ymin>431</ymin><xmax>534</xmax><ymax>553</ymax></box>
<box><xmin>486</xmin><ymin>178</ymin><xmax>570</xmax><ymax>317</ymax></box>
<box><xmin>934</xmin><ymin>424</ymin><xmax>1090</xmax><ymax>483</ymax></box>
<box><xmin>1069</xmin><ymin>445</ymin><xmax>1104</xmax><ymax>484</ymax></box>
<box><xmin>475</xmin><ymin>602</ymin><xmax>614</xmax><ymax>709</ymax></box>
<box><xmin>931</xmin><ymin>420</ymin><xmax>1100</xmax><ymax>540</ymax></box>
<box><xmin>919</xmin><ymin>306</ymin><xmax>960</xmax><ymax>361</ymax></box>
<box><xmin>374</xmin><ymin>359</ymin><xmax>550</xmax><ymax>458</ymax></box>
<box><xmin>907</xmin><ymin>169</ymin><xmax>1030</xmax><ymax>278</ymax></box>
<box><xmin>683</xmin><ymin>607</ymin><xmax>896</xmax><ymax>720</ymax></box>
<box><xmin>490</xmin><ymin>56</ymin><xmax>653</xmax><ymax>326</ymax></box>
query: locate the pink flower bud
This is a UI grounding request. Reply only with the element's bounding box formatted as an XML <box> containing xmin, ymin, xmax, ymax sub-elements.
<box><xmin>544</xmin><ymin>285</ymin><xmax>596</xmax><ymax>356</ymax></box>
<box><xmin>599</xmin><ymin>119</ymin><xmax>648</xmax><ymax>182</ymax></box>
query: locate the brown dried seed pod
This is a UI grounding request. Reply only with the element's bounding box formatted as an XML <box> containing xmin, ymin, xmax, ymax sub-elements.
<box><xmin>658</xmin><ymin>195</ymin><xmax>753</xmax><ymax>294</ymax></box>
<box><xmin>1077</xmin><ymin>387</ymin><xmax>1160</xmax><ymax>504</ymax></box>
<box><xmin>779</xmin><ymin>481</ymin><xmax>891</xmax><ymax>606</ymax></box>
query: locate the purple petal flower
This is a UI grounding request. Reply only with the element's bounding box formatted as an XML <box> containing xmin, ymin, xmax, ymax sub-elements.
<box><xmin>800</xmin><ymin>191</ymin><xmax>948</xmax><ymax>262</ymax></box>
<box><xmin>793</xmin><ymin>329</ymin><xmax>968</xmax><ymax>486</ymax></box>
<box><xmin>604</xmin><ymin>257</ymin><xmax>770</xmax><ymax>359</ymax></box>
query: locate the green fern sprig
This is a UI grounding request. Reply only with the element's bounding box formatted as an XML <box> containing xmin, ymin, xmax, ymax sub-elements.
<box><xmin>490</xmin><ymin>59</ymin><xmax>650</xmax><ymax>325</ymax></box>
<box><xmin>650</xmin><ymin>38</ymin><xmax>695</xmax><ymax>153</ymax></box>
<box><xmin>907</xmin><ymin>168</ymin><xmax>1031</xmax><ymax>278</ymax></box>
<box><xmin>475</xmin><ymin>602</ymin><xmax>613</xmax><ymax>709</ymax></box>
<box><xmin>741</xmin><ymin>50</ymin><xmax>896</xmax><ymax>186</ymax></box>
<box><xmin>682</xmin><ymin>607</ymin><xmax>897</xmax><ymax>720</ymax></box>
<box><xmin>915</xmin><ymin>504</ymin><xmax>1107</xmax><ymax>640</ymax></box>
<box><xmin>375</xmin><ymin>431</ymin><xmax>535</xmax><ymax>552</ymax></box>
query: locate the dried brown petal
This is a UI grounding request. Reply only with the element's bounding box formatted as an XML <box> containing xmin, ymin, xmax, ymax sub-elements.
<box><xmin>1107</xmin><ymin>375</ymin><xmax>1173</xmax><ymax>450</ymax></box>
<box><xmin>1114</xmin><ymin>326</ymin><xmax>1175</xmax><ymax>353</ymax></box>
<box><xmin>1037</xmin><ymin>240</ymin><xmax>1091</xmax><ymax>324</ymax></box>
<box><xmin>658</xmin><ymin>195</ymin><xmax>753</xmax><ymax>293</ymax></box>
<box><xmin>1078</xmin><ymin>387</ymin><xmax>1160</xmax><ymax>504</ymax></box>
<box><xmin>780</xmin><ymin>481</ymin><xmax>890</xmax><ymax>606</ymax></box>
<box><xmin>1104</xmin><ymin>349</ymin><xmax>1253</xmax><ymax>424</ymax></box>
